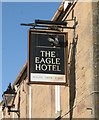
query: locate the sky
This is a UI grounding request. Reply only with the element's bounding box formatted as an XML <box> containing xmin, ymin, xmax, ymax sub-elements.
<box><xmin>1</xmin><ymin>2</ymin><xmax>61</xmax><ymax>100</ymax></box>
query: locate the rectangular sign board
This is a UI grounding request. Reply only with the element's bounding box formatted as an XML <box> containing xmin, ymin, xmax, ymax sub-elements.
<box><xmin>28</xmin><ymin>29</ymin><xmax>68</xmax><ymax>85</ymax></box>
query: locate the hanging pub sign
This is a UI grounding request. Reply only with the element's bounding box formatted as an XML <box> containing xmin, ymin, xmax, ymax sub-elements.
<box><xmin>28</xmin><ymin>29</ymin><xmax>68</xmax><ymax>85</ymax></box>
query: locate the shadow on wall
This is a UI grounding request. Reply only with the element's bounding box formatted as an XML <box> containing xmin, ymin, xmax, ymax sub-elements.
<box><xmin>17</xmin><ymin>91</ymin><xmax>20</xmax><ymax>119</ymax></box>
<box><xmin>69</xmin><ymin>34</ymin><xmax>78</xmax><ymax>119</ymax></box>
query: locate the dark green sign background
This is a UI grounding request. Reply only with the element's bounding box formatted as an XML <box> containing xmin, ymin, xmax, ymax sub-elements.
<box><xmin>29</xmin><ymin>31</ymin><xmax>66</xmax><ymax>75</ymax></box>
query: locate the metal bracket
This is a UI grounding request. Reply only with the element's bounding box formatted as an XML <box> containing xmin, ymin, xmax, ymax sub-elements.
<box><xmin>20</xmin><ymin>19</ymin><xmax>78</xmax><ymax>31</ymax></box>
<box><xmin>73</xmin><ymin>17</ymin><xmax>78</xmax><ymax>29</ymax></box>
<box><xmin>8</xmin><ymin>107</ymin><xmax>20</xmax><ymax>118</ymax></box>
<box><xmin>64</xmin><ymin>16</ymin><xmax>78</xmax><ymax>29</ymax></box>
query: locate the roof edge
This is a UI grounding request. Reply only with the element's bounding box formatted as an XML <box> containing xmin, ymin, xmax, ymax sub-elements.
<box><xmin>51</xmin><ymin>1</ymin><xmax>64</xmax><ymax>21</ymax></box>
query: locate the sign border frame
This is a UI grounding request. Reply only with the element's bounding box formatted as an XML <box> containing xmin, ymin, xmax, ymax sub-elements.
<box><xmin>28</xmin><ymin>29</ymin><xmax>68</xmax><ymax>86</ymax></box>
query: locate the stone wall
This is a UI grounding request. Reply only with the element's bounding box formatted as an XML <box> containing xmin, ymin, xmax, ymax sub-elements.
<box><xmin>60</xmin><ymin>1</ymin><xmax>99</xmax><ymax>118</ymax></box>
<box><xmin>0</xmin><ymin>1</ymin><xmax>99</xmax><ymax>119</ymax></box>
